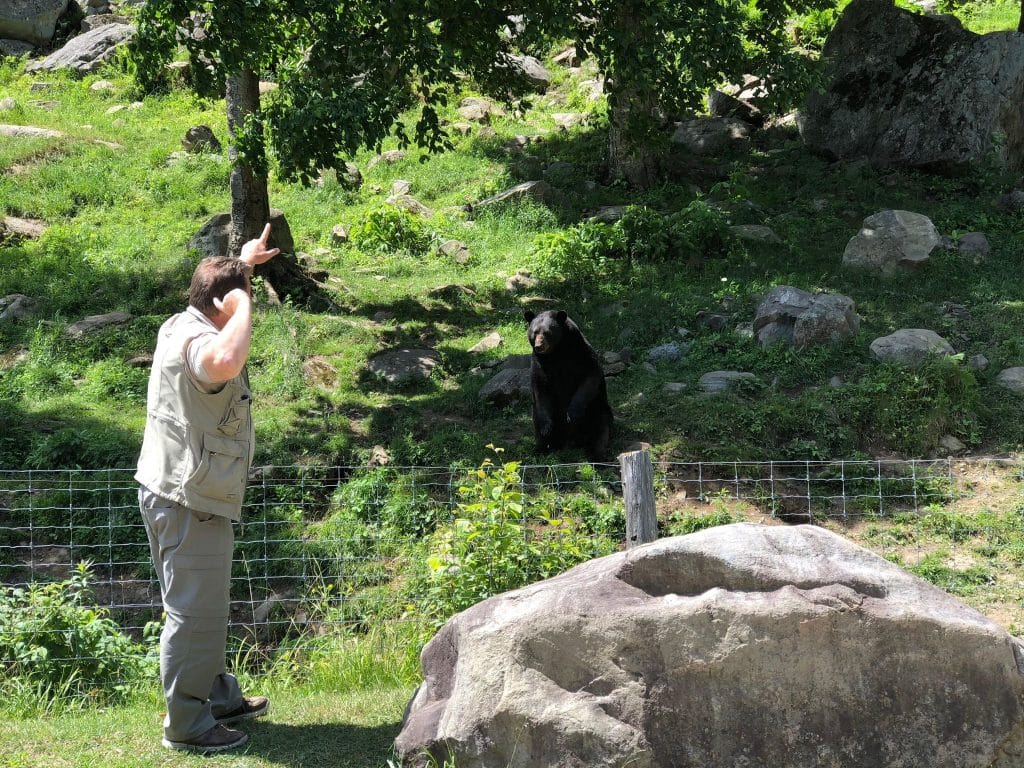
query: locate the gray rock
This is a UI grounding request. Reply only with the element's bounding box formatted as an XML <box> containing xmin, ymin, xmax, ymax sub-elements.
<box><xmin>438</xmin><ymin>239</ymin><xmax>470</xmax><ymax>264</ymax></box>
<box><xmin>754</xmin><ymin>285</ymin><xmax>860</xmax><ymax>350</ymax></box>
<box><xmin>999</xmin><ymin>190</ymin><xmax>1024</xmax><ymax>212</ymax></box>
<box><xmin>542</xmin><ymin>160</ymin><xmax>576</xmax><ymax>185</ymax></box>
<box><xmin>0</xmin><ymin>0</ymin><xmax>69</xmax><ymax>45</ymax></box>
<box><xmin>478</xmin><ymin>366</ymin><xmax>530</xmax><ymax>405</ymax></box>
<box><xmin>551</xmin><ymin>46</ymin><xmax>578</xmax><ymax>68</ymax></box>
<box><xmin>996</xmin><ymin>367</ymin><xmax>1024</xmax><ymax>394</ymax></box>
<box><xmin>671</xmin><ymin>117</ymin><xmax>751</xmax><ymax>154</ymax></box>
<box><xmin>188</xmin><ymin>209</ymin><xmax>294</xmax><ymax>258</ymax></box>
<box><xmin>391</xmin><ymin>179</ymin><xmax>411</xmax><ymax>196</ymax></box>
<box><xmin>26</xmin><ymin>23</ymin><xmax>134</xmax><ymax>74</ymax></box>
<box><xmin>340</xmin><ymin>161</ymin><xmax>362</xmax><ymax>189</ymax></box>
<box><xmin>939</xmin><ymin>435</ymin><xmax>967</xmax><ymax>454</ymax></box>
<box><xmin>397</xmin><ymin>524</ymin><xmax>1024</xmax><ymax>768</ymax></box>
<box><xmin>869</xmin><ymin>329</ymin><xmax>955</xmax><ymax>368</ymax></box>
<box><xmin>0</xmin><ymin>97</ymin><xmax>17</xmax><ymax>110</ymax></box>
<box><xmin>80</xmin><ymin>13</ymin><xmax>127</xmax><ymax>31</ymax></box>
<box><xmin>707</xmin><ymin>88</ymin><xmax>764</xmax><ymax>126</ymax></box>
<box><xmin>458</xmin><ymin>100</ymin><xmax>497</xmax><ymax>123</ymax></box>
<box><xmin>695</xmin><ymin>311</ymin><xmax>730</xmax><ymax>332</ymax></box>
<box><xmin>366</xmin><ymin>149</ymin><xmax>406</xmax><ymax>169</ymax></box>
<box><xmin>699</xmin><ymin>370</ymin><xmax>756</xmax><ymax>394</ymax></box>
<box><xmin>0</xmin><ymin>123</ymin><xmax>61</xmax><ymax>138</ymax></box>
<box><xmin>968</xmin><ymin>354</ymin><xmax>989</xmax><ymax>371</ymax></box>
<box><xmin>469</xmin><ymin>332</ymin><xmax>502</xmax><ymax>354</ymax></box>
<box><xmin>302</xmin><ymin>355</ymin><xmax>338</xmax><ymax>388</ymax></box>
<box><xmin>507</xmin><ymin>54</ymin><xmax>550</xmax><ymax>91</ymax></box>
<box><xmin>330</xmin><ymin>224</ymin><xmax>348</xmax><ymax>244</ymax></box>
<box><xmin>505</xmin><ymin>270</ymin><xmax>538</xmax><ymax>294</ymax></box>
<box><xmin>386</xmin><ymin>194</ymin><xmax>434</xmax><ymax>219</ymax></box>
<box><xmin>474</xmin><ymin>181</ymin><xmax>555</xmax><ymax>211</ymax></box>
<box><xmin>551</xmin><ymin>112</ymin><xmax>583</xmax><ymax>130</ymax></box>
<box><xmin>0</xmin><ymin>38</ymin><xmax>34</xmax><ymax>55</ymax></box>
<box><xmin>511</xmin><ymin>155</ymin><xmax>543</xmax><ymax>181</ymax></box>
<box><xmin>646</xmin><ymin>342</ymin><xmax>686</xmax><ymax>364</ymax></box>
<box><xmin>182</xmin><ymin>125</ymin><xmax>220</xmax><ymax>153</ymax></box>
<box><xmin>588</xmin><ymin>205</ymin><xmax>628</xmax><ymax>223</ymax></box>
<box><xmin>728</xmin><ymin>224</ymin><xmax>781</xmax><ymax>244</ymax></box>
<box><xmin>843</xmin><ymin>210</ymin><xmax>940</xmax><ymax>274</ymax></box>
<box><xmin>799</xmin><ymin>0</ymin><xmax>1024</xmax><ymax>171</ymax></box>
<box><xmin>3</xmin><ymin>215</ymin><xmax>46</xmax><ymax>239</ymax></box>
<box><xmin>957</xmin><ymin>232</ymin><xmax>991</xmax><ymax>260</ymax></box>
<box><xmin>499</xmin><ymin>353</ymin><xmax>532</xmax><ymax>371</ymax></box>
<box><xmin>0</xmin><ymin>294</ymin><xmax>35</xmax><ymax>322</ymax></box>
<box><xmin>663</xmin><ymin>382</ymin><xmax>687</xmax><ymax>394</ymax></box>
<box><xmin>367</xmin><ymin>348</ymin><xmax>441</xmax><ymax>384</ymax></box>
<box><xmin>65</xmin><ymin>311</ymin><xmax>131</xmax><ymax>338</ymax></box>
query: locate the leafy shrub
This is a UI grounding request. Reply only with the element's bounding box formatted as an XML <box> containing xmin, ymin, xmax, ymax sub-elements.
<box><xmin>0</xmin><ymin>562</ymin><xmax>156</xmax><ymax>705</ymax></box>
<box><xmin>413</xmin><ymin>449</ymin><xmax>616</xmax><ymax>624</ymax></box>
<box><xmin>532</xmin><ymin>219</ymin><xmax>625</xmax><ymax>285</ymax></box>
<box><xmin>80</xmin><ymin>359</ymin><xmax>148</xmax><ymax>400</ymax></box>
<box><xmin>532</xmin><ymin>201</ymin><xmax>732</xmax><ymax>284</ymax></box>
<box><xmin>349</xmin><ymin>206</ymin><xmax>435</xmax><ymax>257</ymax></box>
<box><xmin>834</xmin><ymin>357</ymin><xmax>981</xmax><ymax>456</ymax></box>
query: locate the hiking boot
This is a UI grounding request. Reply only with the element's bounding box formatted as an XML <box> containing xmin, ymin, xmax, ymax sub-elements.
<box><xmin>215</xmin><ymin>695</ymin><xmax>270</xmax><ymax>725</ymax></box>
<box><xmin>162</xmin><ymin>724</ymin><xmax>248</xmax><ymax>754</ymax></box>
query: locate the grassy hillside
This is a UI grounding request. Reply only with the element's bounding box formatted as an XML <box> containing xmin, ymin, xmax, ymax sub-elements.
<box><xmin>1</xmin><ymin>7</ymin><xmax>1024</xmax><ymax>474</ymax></box>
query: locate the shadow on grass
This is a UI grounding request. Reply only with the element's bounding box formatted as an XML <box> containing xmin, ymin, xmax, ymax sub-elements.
<box><xmin>247</xmin><ymin>720</ymin><xmax>401</xmax><ymax>768</ymax></box>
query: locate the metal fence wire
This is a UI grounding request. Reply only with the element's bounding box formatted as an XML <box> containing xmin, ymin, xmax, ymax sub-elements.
<box><xmin>2</xmin><ymin>457</ymin><xmax>1023</xmax><ymax>680</ymax></box>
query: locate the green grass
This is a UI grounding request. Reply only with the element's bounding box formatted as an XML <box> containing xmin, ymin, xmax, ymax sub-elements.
<box><xmin>4</xmin><ymin>39</ymin><xmax>1024</xmax><ymax>468</ymax></box>
<box><xmin>0</xmin><ymin>683</ymin><xmax>413</xmax><ymax>768</ymax></box>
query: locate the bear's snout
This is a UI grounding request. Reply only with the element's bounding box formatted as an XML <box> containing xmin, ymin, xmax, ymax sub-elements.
<box><xmin>533</xmin><ymin>333</ymin><xmax>552</xmax><ymax>353</ymax></box>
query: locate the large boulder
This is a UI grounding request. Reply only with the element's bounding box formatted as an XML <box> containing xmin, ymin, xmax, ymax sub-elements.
<box><xmin>396</xmin><ymin>523</ymin><xmax>1024</xmax><ymax>768</ymax></box>
<box><xmin>843</xmin><ymin>209</ymin><xmax>940</xmax><ymax>274</ymax></box>
<box><xmin>188</xmin><ymin>210</ymin><xmax>295</xmax><ymax>258</ymax></box>
<box><xmin>869</xmin><ymin>328</ymin><xmax>955</xmax><ymax>368</ymax></box>
<box><xmin>753</xmin><ymin>285</ymin><xmax>859</xmax><ymax>349</ymax></box>
<box><xmin>0</xmin><ymin>0</ymin><xmax>69</xmax><ymax>45</ymax></box>
<box><xmin>25</xmin><ymin>22</ymin><xmax>133</xmax><ymax>74</ymax></box>
<box><xmin>799</xmin><ymin>0</ymin><xmax>1024</xmax><ymax>172</ymax></box>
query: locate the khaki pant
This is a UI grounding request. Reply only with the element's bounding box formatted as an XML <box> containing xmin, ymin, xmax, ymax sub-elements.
<box><xmin>140</xmin><ymin>488</ymin><xmax>243</xmax><ymax>742</ymax></box>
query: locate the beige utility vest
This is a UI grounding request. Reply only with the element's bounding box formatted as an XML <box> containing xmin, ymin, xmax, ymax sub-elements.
<box><xmin>135</xmin><ymin>307</ymin><xmax>254</xmax><ymax>520</ymax></box>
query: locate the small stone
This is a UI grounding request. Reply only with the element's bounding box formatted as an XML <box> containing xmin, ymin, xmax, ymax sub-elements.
<box><xmin>663</xmin><ymin>382</ymin><xmax>687</xmax><ymax>394</ymax></box>
<box><xmin>938</xmin><ymin>435</ymin><xmax>967</xmax><ymax>455</ymax></box>
<box><xmin>391</xmin><ymin>179</ymin><xmax>412</xmax><ymax>196</ymax></box>
<box><xmin>331</xmin><ymin>224</ymin><xmax>349</xmax><ymax>244</ymax></box>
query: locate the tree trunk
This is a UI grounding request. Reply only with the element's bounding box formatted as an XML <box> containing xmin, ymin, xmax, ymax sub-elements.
<box><xmin>226</xmin><ymin>69</ymin><xmax>269</xmax><ymax>258</ymax></box>
<box><xmin>607</xmin><ymin>86</ymin><xmax>661</xmax><ymax>188</ymax></box>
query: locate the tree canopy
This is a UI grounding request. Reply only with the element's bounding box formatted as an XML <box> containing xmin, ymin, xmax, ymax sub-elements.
<box><xmin>131</xmin><ymin>0</ymin><xmax>556</xmax><ymax>184</ymax></box>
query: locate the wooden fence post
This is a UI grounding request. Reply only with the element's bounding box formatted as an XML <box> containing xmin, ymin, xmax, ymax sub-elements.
<box><xmin>620</xmin><ymin>449</ymin><xmax>657</xmax><ymax>548</ymax></box>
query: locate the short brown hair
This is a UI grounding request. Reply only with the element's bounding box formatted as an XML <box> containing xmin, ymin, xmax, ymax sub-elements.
<box><xmin>188</xmin><ymin>257</ymin><xmax>251</xmax><ymax>316</ymax></box>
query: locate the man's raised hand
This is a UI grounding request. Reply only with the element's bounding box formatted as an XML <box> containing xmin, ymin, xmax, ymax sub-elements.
<box><xmin>240</xmin><ymin>223</ymin><xmax>281</xmax><ymax>267</ymax></box>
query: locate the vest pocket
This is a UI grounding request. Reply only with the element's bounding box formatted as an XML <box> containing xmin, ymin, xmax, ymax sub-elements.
<box><xmin>186</xmin><ymin>432</ymin><xmax>249</xmax><ymax>502</ymax></box>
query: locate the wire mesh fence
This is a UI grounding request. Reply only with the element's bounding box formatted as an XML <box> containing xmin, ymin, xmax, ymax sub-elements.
<box><xmin>2</xmin><ymin>456</ymin><xmax>1023</xmax><ymax>694</ymax></box>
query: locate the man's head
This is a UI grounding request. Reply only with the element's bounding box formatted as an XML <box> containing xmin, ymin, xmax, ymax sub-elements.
<box><xmin>189</xmin><ymin>257</ymin><xmax>252</xmax><ymax>318</ymax></box>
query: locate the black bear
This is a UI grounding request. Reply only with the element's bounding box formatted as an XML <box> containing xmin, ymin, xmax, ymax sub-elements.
<box><xmin>524</xmin><ymin>309</ymin><xmax>613</xmax><ymax>460</ymax></box>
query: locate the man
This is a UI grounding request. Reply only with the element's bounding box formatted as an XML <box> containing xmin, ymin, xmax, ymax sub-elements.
<box><xmin>135</xmin><ymin>224</ymin><xmax>280</xmax><ymax>754</ymax></box>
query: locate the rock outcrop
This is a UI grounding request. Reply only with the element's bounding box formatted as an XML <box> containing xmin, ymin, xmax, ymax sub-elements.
<box><xmin>396</xmin><ymin>523</ymin><xmax>1024</xmax><ymax>767</ymax></box>
<box><xmin>800</xmin><ymin>0</ymin><xmax>1024</xmax><ymax>171</ymax></box>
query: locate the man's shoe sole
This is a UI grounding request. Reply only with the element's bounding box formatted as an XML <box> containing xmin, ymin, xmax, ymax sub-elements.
<box><xmin>161</xmin><ymin>732</ymin><xmax>249</xmax><ymax>753</ymax></box>
<box><xmin>216</xmin><ymin>700</ymin><xmax>270</xmax><ymax>725</ymax></box>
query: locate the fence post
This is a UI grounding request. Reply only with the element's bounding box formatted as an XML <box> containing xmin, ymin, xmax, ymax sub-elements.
<box><xmin>620</xmin><ymin>449</ymin><xmax>657</xmax><ymax>548</ymax></box>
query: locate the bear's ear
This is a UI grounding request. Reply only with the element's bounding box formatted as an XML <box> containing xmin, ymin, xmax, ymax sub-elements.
<box><xmin>524</xmin><ymin>311</ymin><xmax>535</xmax><ymax>323</ymax></box>
<box><xmin>556</xmin><ymin>310</ymin><xmax>568</xmax><ymax>324</ymax></box>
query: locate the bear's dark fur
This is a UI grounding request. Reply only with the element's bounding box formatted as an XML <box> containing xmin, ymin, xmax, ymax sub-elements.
<box><xmin>525</xmin><ymin>309</ymin><xmax>613</xmax><ymax>460</ymax></box>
